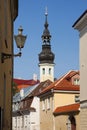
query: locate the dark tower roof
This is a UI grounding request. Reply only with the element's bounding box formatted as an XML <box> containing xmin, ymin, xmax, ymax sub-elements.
<box><xmin>41</xmin><ymin>9</ymin><xmax>51</xmax><ymax>44</ymax></box>
<box><xmin>39</xmin><ymin>9</ymin><xmax>55</xmax><ymax>64</ymax></box>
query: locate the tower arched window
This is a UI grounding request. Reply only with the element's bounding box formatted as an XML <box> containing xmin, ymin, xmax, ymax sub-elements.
<box><xmin>42</xmin><ymin>68</ymin><xmax>45</xmax><ymax>75</ymax></box>
<box><xmin>49</xmin><ymin>68</ymin><xmax>51</xmax><ymax>75</ymax></box>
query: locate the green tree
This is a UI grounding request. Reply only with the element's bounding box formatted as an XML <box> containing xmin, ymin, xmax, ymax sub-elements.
<box><xmin>13</xmin><ymin>82</ymin><xmax>18</xmax><ymax>96</ymax></box>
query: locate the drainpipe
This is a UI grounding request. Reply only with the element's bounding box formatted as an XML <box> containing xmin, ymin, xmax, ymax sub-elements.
<box><xmin>51</xmin><ymin>90</ymin><xmax>55</xmax><ymax>130</ymax></box>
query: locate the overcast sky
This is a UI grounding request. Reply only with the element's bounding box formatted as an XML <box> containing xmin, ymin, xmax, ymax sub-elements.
<box><xmin>13</xmin><ymin>0</ymin><xmax>87</xmax><ymax>80</ymax></box>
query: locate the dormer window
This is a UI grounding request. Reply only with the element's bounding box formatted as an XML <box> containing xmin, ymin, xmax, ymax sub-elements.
<box><xmin>74</xmin><ymin>78</ymin><xmax>80</xmax><ymax>85</ymax></box>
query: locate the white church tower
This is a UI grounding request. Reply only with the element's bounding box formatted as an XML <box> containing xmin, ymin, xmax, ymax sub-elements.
<box><xmin>38</xmin><ymin>9</ymin><xmax>55</xmax><ymax>82</ymax></box>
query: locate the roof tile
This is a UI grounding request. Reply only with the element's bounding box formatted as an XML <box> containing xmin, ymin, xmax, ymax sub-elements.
<box><xmin>39</xmin><ymin>70</ymin><xmax>80</xmax><ymax>95</ymax></box>
<box><xmin>54</xmin><ymin>103</ymin><xmax>80</xmax><ymax>114</ymax></box>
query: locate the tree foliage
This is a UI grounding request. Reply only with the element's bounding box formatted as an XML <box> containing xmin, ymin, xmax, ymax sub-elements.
<box><xmin>13</xmin><ymin>82</ymin><xmax>18</xmax><ymax>96</ymax></box>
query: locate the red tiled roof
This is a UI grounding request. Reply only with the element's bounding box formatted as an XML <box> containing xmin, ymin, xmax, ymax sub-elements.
<box><xmin>13</xmin><ymin>78</ymin><xmax>39</xmax><ymax>85</ymax></box>
<box><xmin>13</xmin><ymin>78</ymin><xmax>40</xmax><ymax>90</ymax></box>
<box><xmin>39</xmin><ymin>70</ymin><xmax>80</xmax><ymax>95</ymax></box>
<box><xmin>54</xmin><ymin>103</ymin><xmax>80</xmax><ymax>115</ymax></box>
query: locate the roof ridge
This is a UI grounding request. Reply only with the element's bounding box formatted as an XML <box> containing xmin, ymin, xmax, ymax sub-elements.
<box><xmin>54</xmin><ymin>70</ymin><xmax>79</xmax><ymax>87</ymax></box>
<box><xmin>54</xmin><ymin>71</ymin><xmax>72</xmax><ymax>87</ymax></box>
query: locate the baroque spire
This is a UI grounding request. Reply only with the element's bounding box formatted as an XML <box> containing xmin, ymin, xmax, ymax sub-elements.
<box><xmin>41</xmin><ymin>7</ymin><xmax>51</xmax><ymax>44</ymax></box>
<box><xmin>39</xmin><ymin>8</ymin><xmax>55</xmax><ymax>64</ymax></box>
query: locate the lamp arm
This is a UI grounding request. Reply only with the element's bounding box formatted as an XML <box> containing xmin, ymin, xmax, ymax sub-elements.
<box><xmin>1</xmin><ymin>52</ymin><xmax>22</xmax><ymax>63</ymax></box>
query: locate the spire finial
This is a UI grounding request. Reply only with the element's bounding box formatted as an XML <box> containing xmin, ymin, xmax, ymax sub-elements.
<box><xmin>45</xmin><ymin>7</ymin><xmax>48</xmax><ymax>16</ymax></box>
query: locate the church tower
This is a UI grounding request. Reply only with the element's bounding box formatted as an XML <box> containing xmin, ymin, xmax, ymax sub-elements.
<box><xmin>38</xmin><ymin>9</ymin><xmax>55</xmax><ymax>82</ymax></box>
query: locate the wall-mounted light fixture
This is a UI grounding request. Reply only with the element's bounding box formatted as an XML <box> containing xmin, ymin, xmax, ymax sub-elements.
<box><xmin>1</xmin><ymin>26</ymin><xmax>27</xmax><ymax>63</ymax></box>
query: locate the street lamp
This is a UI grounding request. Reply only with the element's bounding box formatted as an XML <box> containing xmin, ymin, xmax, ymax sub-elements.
<box><xmin>1</xmin><ymin>26</ymin><xmax>27</xmax><ymax>63</ymax></box>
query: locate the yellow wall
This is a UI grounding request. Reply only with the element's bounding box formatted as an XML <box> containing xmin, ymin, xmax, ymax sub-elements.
<box><xmin>40</xmin><ymin>91</ymin><xmax>80</xmax><ymax>130</ymax></box>
<box><xmin>54</xmin><ymin>93</ymin><xmax>76</xmax><ymax>109</ymax></box>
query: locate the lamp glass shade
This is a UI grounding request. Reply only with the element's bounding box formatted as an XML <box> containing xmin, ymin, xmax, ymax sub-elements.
<box><xmin>14</xmin><ymin>35</ymin><xmax>27</xmax><ymax>49</ymax></box>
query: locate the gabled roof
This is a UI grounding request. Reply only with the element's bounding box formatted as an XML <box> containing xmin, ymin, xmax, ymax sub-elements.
<box><xmin>38</xmin><ymin>70</ymin><xmax>80</xmax><ymax>95</ymax></box>
<box><xmin>29</xmin><ymin>79</ymin><xmax>52</xmax><ymax>97</ymax></box>
<box><xmin>53</xmin><ymin>103</ymin><xmax>80</xmax><ymax>115</ymax></box>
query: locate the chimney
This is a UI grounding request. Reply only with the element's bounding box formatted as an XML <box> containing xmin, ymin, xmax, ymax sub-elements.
<box><xmin>33</xmin><ymin>73</ymin><xmax>37</xmax><ymax>81</ymax></box>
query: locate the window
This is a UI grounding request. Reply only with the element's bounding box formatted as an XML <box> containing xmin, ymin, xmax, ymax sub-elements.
<box><xmin>74</xmin><ymin>78</ymin><xmax>79</xmax><ymax>85</ymax></box>
<box><xmin>17</xmin><ymin>117</ymin><xmax>20</xmax><ymax>128</ymax></box>
<box><xmin>24</xmin><ymin>115</ymin><xmax>27</xmax><ymax>128</ymax></box>
<box><xmin>42</xmin><ymin>68</ymin><xmax>45</xmax><ymax>75</ymax></box>
<box><xmin>42</xmin><ymin>100</ymin><xmax>45</xmax><ymax>110</ymax></box>
<box><xmin>15</xmin><ymin>117</ymin><xmax>17</xmax><ymax>128</ymax></box>
<box><xmin>49</xmin><ymin>68</ymin><xmax>51</xmax><ymax>75</ymax></box>
<box><xmin>47</xmin><ymin>98</ymin><xmax>50</xmax><ymax>109</ymax></box>
<box><xmin>20</xmin><ymin>116</ymin><xmax>24</xmax><ymax>128</ymax></box>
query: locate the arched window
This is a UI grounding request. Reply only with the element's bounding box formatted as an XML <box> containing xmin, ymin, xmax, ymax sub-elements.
<box><xmin>68</xmin><ymin>115</ymin><xmax>76</xmax><ymax>130</ymax></box>
<box><xmin>67</xmin><ymin>118</ymin><xmax>71</xmax><ymax>130</ymax></box>
<box><xmin>42</xmin><ymin>68</ymin><xmax>45</xmax><ymax>75</ymax></box>
<box><xmin>49</xmin><ymin>68</ymin><xmax>51</xmax><ymax>75</ymax></box>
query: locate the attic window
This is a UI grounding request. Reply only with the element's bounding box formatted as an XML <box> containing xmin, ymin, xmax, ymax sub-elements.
<box><xmin>73</xmin><ymin>78</ymin><xmax>79</xmax><ymax>85</ymax></box>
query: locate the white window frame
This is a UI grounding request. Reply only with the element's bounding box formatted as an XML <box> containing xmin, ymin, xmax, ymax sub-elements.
<box><xmin>74</xmin><ymin>78</ymin><xmax>80</xmax><ymax>85</ymax></box>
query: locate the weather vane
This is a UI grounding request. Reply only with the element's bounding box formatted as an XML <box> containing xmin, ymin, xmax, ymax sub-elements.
<box><xmin>45</xmin><ymin>6</ymin><xmax>48</xmax><ymax>16</ymax></box>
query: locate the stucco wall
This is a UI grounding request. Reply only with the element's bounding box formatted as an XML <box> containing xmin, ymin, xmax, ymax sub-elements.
<box><xmin>80</xmin><ymin>108</ymin><xmax>87</xmax><ymax>130</ymax></box>
<box><xmin>54</xmin><ymin>93</ymin><xmax>76</xmax><ymax>109</ymax></box>
<box><xmin>80</xmin><ymin>29</ymin><xmax>87</xmax><ymax>101</ymax></box>
<box><xmin>39</xmin><ymin>63</ymin><xmax>54</xmax><ymax>82</ymax></box>
<box><xmin>0</xmin><ymin>0</ymin><xmax>14</xmax><ymax>129</ymax></box>
<box><xmin>55</xmin><ymin>113</ymin><xmax>80</xmax><ymax>130</ymax></box>
<box><xmin>40</xmin><ymin>96</ymin><xmax>54</xmax><ymax>130</ymax></box>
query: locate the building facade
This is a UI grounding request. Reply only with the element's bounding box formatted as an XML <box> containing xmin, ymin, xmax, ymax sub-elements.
<box><xmin>12</xmin><ymin>84</ymin><xmax>39</xmax><ymax>130</ymax></box>
<box><xmin>12</xmin><ymin>79</ymin><xmax>52</xmax><ymax>130</ymax></box>
<box><xmin>38</xmin><ymin>70</ymin><xmax>80</xmax><ymax>130</ymax></box>
<box><xmin>73</xmin><ymin>10</ymin><xmax>87</xmax><ymax>130</ymax></box>
<box><xmin>0</xmin><ymin>0</ymin><xmax>18</xmax><ymax>130</ymax></box>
